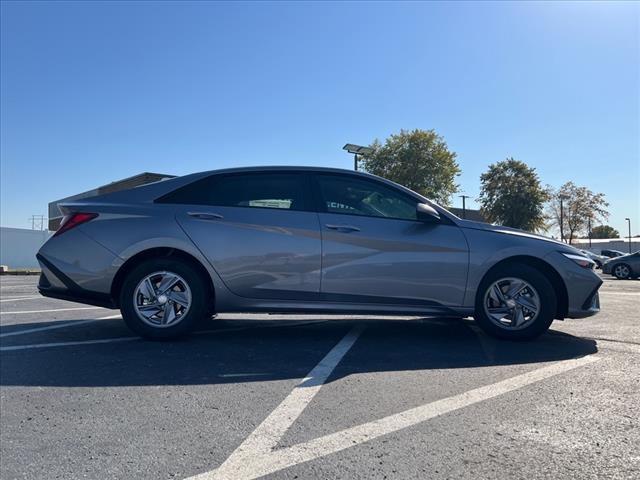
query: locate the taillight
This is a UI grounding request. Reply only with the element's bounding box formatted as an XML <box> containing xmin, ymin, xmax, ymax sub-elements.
<box><xmin>53</xmin><ymin>212</ymin><xmax>99</xmax><ymax>237</ymax></box>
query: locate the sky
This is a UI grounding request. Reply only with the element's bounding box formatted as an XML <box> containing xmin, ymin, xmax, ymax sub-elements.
<box><xmin>1</xmin><ymin>1</ymin><xmax>638</xmax><ymax>235</ymax></box>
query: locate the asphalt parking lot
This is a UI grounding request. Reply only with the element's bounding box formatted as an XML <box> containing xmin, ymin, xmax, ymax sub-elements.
<box><xmin>1</xmin><ymin>274</ymin><xmax>638</xmax><ymax>480</ymax></box>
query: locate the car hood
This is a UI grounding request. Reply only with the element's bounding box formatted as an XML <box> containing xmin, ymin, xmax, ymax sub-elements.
<box><xmin>456</xmin><ymin>219</ymin><xmax>569</xmax><ymax>247</ymax></box>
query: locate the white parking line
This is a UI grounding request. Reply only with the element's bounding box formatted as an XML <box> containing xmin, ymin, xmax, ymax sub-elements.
<box><xmin>0</xmin><ymin>319</ymin><xmax>329</xmax><ymax>352</ymax></box>
<box><xmin>192</xmin><ymin>325</ymin><xmax>364</xmax><ymax>480</ymax></box>
<box><xmin>190</xmin><ymin>354</ymin><xmax>599</xmax><ymax>480</ymax></box>
<box><xmin>599</xmin><ymin>291</ymin><xmax>640</xmax><ymax>296</ymax></box>
<box><xmin>0</xmin><ymin>306</ymin><xmax>105</xmax><ymax>315</ymax></box>
<box><xmin>0</xmin><ymin>336</ymin><xmax>138</xmax><ymax>352</ymax></box>
<box><xmin>0</xmin><ymin>296</ymin><xmax>43</xmax><ymax>303</ymax></box>
<box><xmin>0</xmin><ymin>314</ymin><xmax>121</xmax><ymax>338</ymax></box>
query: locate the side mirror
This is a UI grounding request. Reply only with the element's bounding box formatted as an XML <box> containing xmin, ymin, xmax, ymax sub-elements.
<box><xmin>416</xmin><ymin>203</ymin><xmax>440</xmax><ymax>223</ymax></box>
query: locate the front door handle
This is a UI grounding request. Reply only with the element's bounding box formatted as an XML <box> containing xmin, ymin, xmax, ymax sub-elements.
<box><xmin>325</xmin><ymin>224</ymin><xmax>360</xmax><ymax>232</ymax></box>
<box><xmin>188</xmin><ymin>212</ymin><xmax>224</xmax><ymax>220</ymax></box>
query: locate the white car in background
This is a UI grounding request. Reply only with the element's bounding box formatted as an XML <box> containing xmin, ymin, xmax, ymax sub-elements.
<box><xmin>580</xmin><ymin>250</ymin><xmax>606</xmax><ymax>269</ymax></box>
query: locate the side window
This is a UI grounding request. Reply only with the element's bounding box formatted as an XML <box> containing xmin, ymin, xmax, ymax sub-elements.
<box><xmin>158</xmin><ymin>173</ymin><xmax>308</xmax><ymax>211</ymax></box>
<box><xmin>316</xmin><ymin>175</ymin><xmax>417</xmax><ymax>221</ymax></box>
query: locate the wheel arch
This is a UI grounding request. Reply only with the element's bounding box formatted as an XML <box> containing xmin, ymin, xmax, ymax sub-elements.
<box><xmin>110</xmin><ymin>247</ymin><xmax>215</xmax><ymax>312</ymax></box>
<box><xmin>479</xmin><ymin>255</ymin><xmax>568</xmax><ymax>319</ymax></box>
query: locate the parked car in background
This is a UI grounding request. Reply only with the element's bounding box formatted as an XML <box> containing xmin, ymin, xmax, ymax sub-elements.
<box><xmin>601</xmin><ymin>249</ymin><xmax>626</xmax><ymax>259</ymax></box>
<box><xmin>602</xmin><ymin>251</ymin><xmax>640</xmax><ymax>280</ymax></box>
<box><xmin>36</xmin><ymin>166</ymin><xmax>602</xmax><ymax>341</ymax></box>
<box><xmin>580</xmin><ymin>250</ymin><xmax>606</xmax><ymax>269</ymax></box>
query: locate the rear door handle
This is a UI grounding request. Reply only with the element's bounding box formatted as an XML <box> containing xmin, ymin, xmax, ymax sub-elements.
<box><xmin>325</xmin><ymin>224</ymin><xmax>360</xmax><ymax>232</ymax></box>
<box><xmin>188</xmin><ymin>212</ymin><xmax>224</xmax><ymax>220</ymax></box>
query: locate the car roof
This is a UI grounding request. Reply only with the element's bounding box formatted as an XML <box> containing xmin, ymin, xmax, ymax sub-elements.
<box><xmin>182</xmin><ymin>165</ymin><xmax>435</xmax><ymax>201</ymax></box>
<box><xmin>62</xmin><ymin>165</ymin><xmax>445</xmax><ymax>213</ymax></box>
<box><xmin>193</xmin><ymin>165</ymin><xmax>377</xmax><ymax>177</ymax></box>
<box><xmin>164</xmin><ymin>166</ymin><xmax>404</xmax><ymax>196</ymax></box>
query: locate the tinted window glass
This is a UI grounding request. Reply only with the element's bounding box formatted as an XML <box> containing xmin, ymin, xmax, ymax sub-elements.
<box><xmin>159</xmin><ymin>173</ymin><xmax>308</xmax><ymax>210</ymax></box>
<box><xmin>316</xmin><ymin>175</ymin><xmax>417</xmax><ymax>220</ymax></box>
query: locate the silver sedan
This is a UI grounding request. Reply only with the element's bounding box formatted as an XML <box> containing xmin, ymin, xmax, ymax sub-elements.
<box><xmin>602</xmin><ymin>251</ymin><xmax>640</xmax><ymax>279</ymax></box>
<box><xmin>37</xmin><ymin>167</ymin><xmax>602</xmax><ymax>340</ymax></box>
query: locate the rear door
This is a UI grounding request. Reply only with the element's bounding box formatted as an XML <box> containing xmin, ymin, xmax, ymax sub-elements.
<box><xmin>163</xmin><ymin>171</ymin><xmax>322</xmax><ymax>300</ymax></box>
<box><xmin>313</xmin><ymin>173</ymin><xmax>469</xmax><ymax>306</ymax></box>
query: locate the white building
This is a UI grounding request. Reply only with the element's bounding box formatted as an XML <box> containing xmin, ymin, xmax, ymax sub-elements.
<box><xmin>570</xmin><ymin>237</ymin><xmax>639</xmax><ymax>254</ymax></box>
<box><xmin>0</xmin><ymin>227</ymin><xmax>52</xmax><ymax>269</ymax></box>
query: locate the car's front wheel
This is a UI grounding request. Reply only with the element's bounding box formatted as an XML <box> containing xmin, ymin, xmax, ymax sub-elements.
<box><xmin>474</xmin><ymin>264</ymin><xmax>556</xmax><ymax>340</ymax></box>
<box><xmin>120</xmin><ymin>258</ymin><xmax>208</xmax><ymax>339</ymax></box>
<box><xmin>613</xmin><ymin>263</ymin><xmax>631</xmax><ymax>280</ymax></box>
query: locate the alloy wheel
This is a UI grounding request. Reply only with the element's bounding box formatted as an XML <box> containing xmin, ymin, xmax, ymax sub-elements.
<box><xmin>483</xmin><ymin>277</ymin><xmax>540</xmax><ymax>331</ymax></box>
<box><xmin>614</xmin><ymin>264</ymin><xmax>630</xmax><ymax>279</ymax></box>
<box><xmin>133</xmin><ymin>271</ymin><xmax>192</xmax><ymax>328</ymax></box>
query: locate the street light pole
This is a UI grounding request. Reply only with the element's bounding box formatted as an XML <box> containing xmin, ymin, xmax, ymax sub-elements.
<box><xmin>625</xmin><ymin>218</ymin><xmax>631</xmax><ymax>253</ymax></box>
<box><xmin>343</xmin><ymin>144</ymin><xmax>373</xmax><ymax>173</ymax></box>
<box><xmin>459</xmin><ymin>195</ymin><xmax>470</xmax><ymax>219</ymax></box>
<box><xmin>588</xmin><ymin>216</ymin><xmax>592</xmax><ymax>248</ymax></box>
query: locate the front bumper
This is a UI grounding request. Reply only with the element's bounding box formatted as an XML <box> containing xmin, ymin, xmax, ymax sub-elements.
<box><xmin>568</xmin><ymin>286</ymin><xmax>601</xmax><ymax>319</ymax></box>
<box><xmin>546</xmin><ymin>251</ymin><xmax>603</xmax><ymax>320</ymax></box>
<box><xmin>567</xmin><ymin>274</ymin><xmax>602</xmax><ymax>318</ymax></box>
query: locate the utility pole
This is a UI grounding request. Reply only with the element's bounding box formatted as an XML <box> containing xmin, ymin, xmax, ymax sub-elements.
<box><xmin>588</xmin><ymin>217</ymin><xmax>592</xmax><ymax>248</ymax></box>
<box><xmin>559</xmin><ymin>194</ymin><xmax>568</xmax><ymax>243</ymax></box>
<box><xmin>28</xmin><ymin>215</ymin><xmax>45</xmax><ymax>231</ymax></box>
<box><xmin>625</xmin><ymin>218</ymin><xmax>632</xmax><ymax>253</ymax></box>
<box><xmin>559</xmin><ymin>198</ymin><xmax>564</xmax><ymax>242</ymax></box>
<box><xmin>458</xmin><ymin>195</ymin><xmax>470</xmax><ymax>219</ymax></box>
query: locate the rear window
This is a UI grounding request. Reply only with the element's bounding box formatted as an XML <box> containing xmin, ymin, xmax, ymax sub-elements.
<box><xmin>156</xmin><ymin>173</ymin><xmax>310</xmax><ymax>211</ymax></box>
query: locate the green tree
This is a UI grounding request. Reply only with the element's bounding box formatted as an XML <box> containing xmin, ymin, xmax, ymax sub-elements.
<box><xmin>547</xmin><ymin>182</ymin><xmax>609</xmax><ymax>244</ymax></box>
<box><xmin>360</xmin><ymin>129</ymin><xmax>460</xmax><ymax>205</ymax></box>
<box><xmin>590</xmin><ymin>225</ymin><xmax>619</xmax><ymax>239</ymax></box>
<box><xmin>477</xmin><ymin>158</ymin><xmax>549</xmax><ymax>232</ymax></box>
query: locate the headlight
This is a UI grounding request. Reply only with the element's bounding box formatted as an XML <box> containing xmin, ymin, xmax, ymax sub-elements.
<box><xmin>562</xmin><ymin>252</ymin><xmax>596</xmax><ymax>269</ymax></box>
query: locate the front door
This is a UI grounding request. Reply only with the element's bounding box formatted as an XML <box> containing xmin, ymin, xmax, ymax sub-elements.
<box><xmin>314</xmin><ymin>173</ymin><xmax>469</xmax><ymax>306</ymax></box>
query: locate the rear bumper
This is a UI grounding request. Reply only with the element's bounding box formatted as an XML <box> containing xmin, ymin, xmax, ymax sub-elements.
<box><xmin>36</xmin><ymin>254</ymin><xmax>116</xmax><ymax>309</ymax></box>
<box><xmin>38</xmin><ymin>284</ymin><xmax>115</xmax><ymax>309</ymax></box>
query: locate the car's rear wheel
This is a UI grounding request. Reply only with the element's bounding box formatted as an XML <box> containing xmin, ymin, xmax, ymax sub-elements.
<box><xmin>120</xmin><ymin>258</ymin><xmax>208</xmax><ymax>339</ymax></box>
<box><xmin>613</xmin><ymin>263</ymin><xmax>631</xmax><ymax>280</ymax></box>
<box><xmin>474</xmin><ymin>264</ymin><xmax>556</xmax><ymax>340</ymax></box>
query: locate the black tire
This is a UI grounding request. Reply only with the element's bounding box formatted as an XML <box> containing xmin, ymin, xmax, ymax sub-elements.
<box><xmin>119</xmin><ymin>258</ymin><xmax>209</xmax><ymax>339</ymax></box>
<box><xmin>613</xmin><ymin>263</ymin><xmax>632</xmax><ymax>280</ymax></box>
<box><xmin>474</xmin><ymin>263</ymin><xmax>557</xmax><ymax>341</ymax></box>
